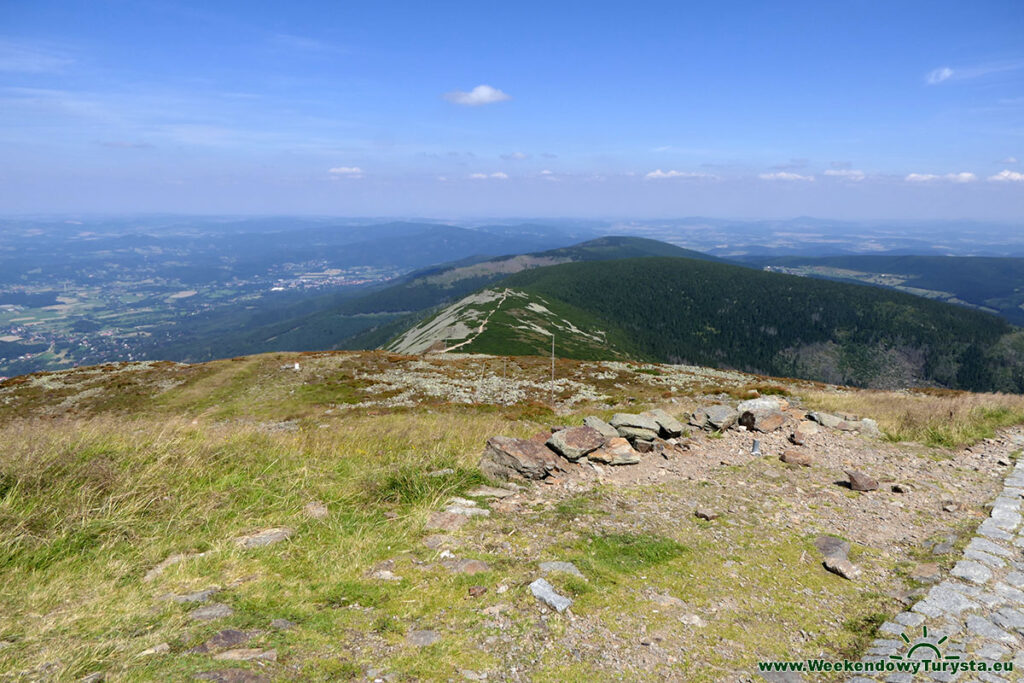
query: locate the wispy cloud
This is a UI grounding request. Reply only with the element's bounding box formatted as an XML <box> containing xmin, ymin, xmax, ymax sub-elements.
<box><xmin>990</xmin><ymin>169</ymin><xmax>1024</xmax><ymax>182</ymax></box>
<box><xmin>645</xmin><ymin>169</ymin><xmax>711</xmax><ymax>180</ymax></box>
<box><xmin>469</xmin><ymin>171</ymin><xmax>508</xmax><ymax>179</ymax></box>
<box><xmin>0</xmin><ymin>40</ymin><xmax>73</xmax><ymax>73</ymax></box>
<box><xmin>1001</xmin><ymin>156</ymin><xmax>1019</xmax><ymax>164</ymax></box>
<box><xmin>823</xmin><ymin>169</ymin><xmax>865</xmax><ymax>181</ymax></box>
<box><xmin>926</xmin><ymin>67</ymin><xmax>954</xmax><ymax>85</ymax></box>
<box><xmin>759</xmin><ymin>172</ymin><xmax>814</xmax><ymax>181</ymax></box>
<box><xmin>905</xmin><ymin>172</ymin><xmax>976</xmax><ymax>183</ymax></box>
<box><xmin>925</xmin><ymin>60</ymin><xmax>1024</xmax><ymax>85</ymax></box>
<box><xmin>444</xmin><ymin>84</ymin><xmax>511</xmax><ymax>106</ymax></box>
<box><xmin>328</xmin><ymin>166</ymin><xmax>363</xmax><ymax>179</ymax></box>
<box><xmin>500</xmin><ymin>151</ymin><xmax>528</xmax><ymax>160</ymax></box>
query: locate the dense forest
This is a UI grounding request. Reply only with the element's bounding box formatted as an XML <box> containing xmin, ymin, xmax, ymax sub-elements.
<box><xmin>497</xmin><ymin>258</ymin><xmax>1024</xmax><ymax>391</ymax></box>
<box><xmin>757</xmin><ymin>254</ymin><xmax>1024</xmax><ymax>325</ymax></box>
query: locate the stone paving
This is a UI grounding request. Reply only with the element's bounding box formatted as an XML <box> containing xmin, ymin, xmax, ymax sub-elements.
<box><xmin>852</xmin><ymin>433</ymin><xmax>1024</xmax><ymax>682</ymax></box>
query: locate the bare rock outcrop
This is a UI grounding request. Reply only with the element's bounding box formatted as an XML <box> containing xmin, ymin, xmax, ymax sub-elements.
<box><xmin>480</xmin><ymin>436</ymin><xmax>561</xmax><ymax>481</ymax></box>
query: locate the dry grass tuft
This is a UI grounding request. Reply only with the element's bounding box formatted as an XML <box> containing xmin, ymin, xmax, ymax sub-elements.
<box><xmin>802</xmin><ymin>389</ymin><xmax>1024</xmax><ymax>448</ymax></box>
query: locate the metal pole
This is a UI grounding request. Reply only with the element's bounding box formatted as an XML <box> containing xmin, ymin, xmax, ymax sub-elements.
<box><xmin>550</xmin><ymin>333</ymin><xmax>555</xmax><ymax>407</ymax></box>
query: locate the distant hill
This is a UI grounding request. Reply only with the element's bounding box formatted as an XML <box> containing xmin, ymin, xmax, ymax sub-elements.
<box><xmin>388</xmin><ymin>257</ymin><xmax>1024</xmax><ymax>392</ymax></box>
<box><xmin>144</xmin><ymin>237</ymin><xmax>716</xmax><ymax>363</ymax></box>
<box><xmin>751</xmin><ymin>255</ymin><xmax>1024</xmax><ymax>326</ymax></box>
<box><xmin>337</xmin><ymin>236</ymin><xmax>723</xmax><ymax>315</ymax></box>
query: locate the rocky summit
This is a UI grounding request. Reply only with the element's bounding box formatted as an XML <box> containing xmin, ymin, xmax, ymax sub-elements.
<box><xmin>2</xmin><ymin>350</ymin><xmax>1024</xmax><ymax>681</ymax></box>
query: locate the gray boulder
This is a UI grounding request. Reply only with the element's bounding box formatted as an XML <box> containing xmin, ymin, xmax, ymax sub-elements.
<box><xmin>738</xmin><ymin>410</ymin><xmax>785</xmax><ymax>432</ymax></box>
<box><xmin>480</xmin><ymin>436</ymin><xmax>560</xmax><ymax>481</ymax></box>
<box><xmin>609</xmin><ymin>412</ymin><xmax>661</xmax><ymax>433</ymax></box>
<box><xmin>809</xmin><ymin>411</ymin><xmax>843</xmax><ymax>429</ymax></box>
<box><xmin>704</xmin><ymin>404</ymin><xmax>739</xmax><ymax>431</ymax></box>
<box><xmin>846</xmin><ymin>470</ymin><xmax>878</xmax><ymax>492</ymax></box>
<box><xmin>587</xmin><ymin>437</ymin><xmax>641</xmax><ymax>465</ymax></box>
<box><xmin>529</xmin><ymin>578</ymin><xmax>572</xmax><ymax>612</ymax></box>
<box><xmin>737</xmin><ymin>397</ymin><xmax>786</xmax><ymax>414</ymax></box>
<box><xmin>582</xmin><ymin>416</ymin><xmax>619</xmax><ymax>439</ymax></box>
<box><xmin>615</xmin><ymin>425</ymin><xmax>659</xmax><ymax>442</ymax></box>
<box><xmin>546</xmin><ymin>426</ymin><xmax>604</xmax><ymax>461</ymax></box>
<box><xmin>643</xmin><ymin>409</ymin><xmax>685</xmax><ymax>438</ymax></box>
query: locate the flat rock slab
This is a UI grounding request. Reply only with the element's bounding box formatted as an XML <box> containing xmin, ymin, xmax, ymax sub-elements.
<box><xmin>582</xmin><ymin>416</ymin><xmax>620</xmax><ymax>439</ymax></box>
<box><xmin>213</xmin><ymin>649</ymin><xmax>277</xmax><ymax>662</ymax></box>
<box><xmin>823</xmin><ymin>555</ymin><xmax>861</xmax><ymax>580</ymax></box>
<box><xmin>814</xmin><ymin>535</ymin><xmax>850</xmax><ymax>560</ymax></box>
<box><xmin>165</xmin><ymin>588</ymin><xmax>219</xmax><ymax>604</ymax></box>
<box><xmin>547</xmin><ymin>426</ymin><xmax>604</xmax><ymax>461</ymax></box>
<box><xmin>809</xmin><ymin>411</ymin><xmax>843</xmax><ymax>428</ymax></box>
<box><xmin>480</xmin><ymin>436</ymin><xmax>560</xmax><ymax>481</ymax></box>
<box><xmin>233</xmin><ymin>528</ymin><xmax>293</xmax><ymax>549</ymax></box>
<box><xmin>951</xmin><ymin>560</ymin><xmax>993</xmax><ymax>584</ymax></box>
<box><xmin>194</xmin><ymin>670</ymin><xmax>270</xmax><ymax>683</ymax></box>
<box><xmin>643</xmin><ymin>409</ymin><xmax>685</xmax><ymax>438</ymax></box>
<box><xmin>539</xmin><ymin>561</ymin><xmax>584</xmax><ymax>578</ymax></box>
<box><xmin>588</xmin><ymin>437</ymin><xmax>640</xmax><ymax>465</ymax></box>
<box><xmin>406</xmin><ymin>630</ymin><xmax>441</xmax><ymax>647</ymax></box>
<box><xmin>190</xmin><ymin>603</ymin><xmax>235</xmax><ymax>621</ymax></box>
<box><xmin>464</xmin><ymin>486</ymin><xmax>516</xmax><ymax>498</ymax></box>
<box><xmin>739</xmin><ymin>410</ymin><xmax>785</xmax><ymax>433</ymax></box>
<box><xmin>609</xmin><ymin>413</ymin><xmax>661</xmax><ymax>433</ymax></box>
<box><xmin>530</xmin><ymin>578</ymin><xmax>572</xmax><ymax>613</ymax></box>
<box><xmin>704</xmin><ymin>404</ymin><xmax>739</xmax><ymax>431</ymax></box>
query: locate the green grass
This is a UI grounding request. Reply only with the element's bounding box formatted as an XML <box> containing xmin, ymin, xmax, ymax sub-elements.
<box><xmin>0</xmin><ymin>350</ymin><xmax>1015</xmax><ymax>680</ymax></box>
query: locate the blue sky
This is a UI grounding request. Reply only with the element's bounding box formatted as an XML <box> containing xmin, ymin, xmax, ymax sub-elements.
<box><xmin>1</xmin><ymin>0</ymin><xmax>1023</xmax><ymax>218</ymax></box>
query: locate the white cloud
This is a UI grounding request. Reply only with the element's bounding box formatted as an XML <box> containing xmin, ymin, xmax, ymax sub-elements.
<box><xmin>905</xmin><ymin>172</ymin><xmax>976</xmax><ymax>183</ymax></box>
<box><xmin>469</xmin><ymin>172</ymin><xmax>508</xmax><ymax>179</ymax></box>
<box><xmin>926</xmin><ymin>67</ymin><xmax>954</xmax><ymax>84</ymax></box>
<box><xmin>443</xmin><ymin>84</ymin><xmax>511</xmax><ymax>106</ymax></box>
<box><xmin>645</xmin><ymin>169</ymin><xmax>710</xmax><ymax>180</ymax></box>
<box><xmin>759</xmin><ymin>172</ymin><xmax>814</xmax><ymax>181</ymax></box>
<box><xmin>823</xmin><ymin>169</ymin><xmax>865</xmax><ymax>181</ymax></box>
<box><xmin>925</xmin><ymin>60</ymin><xmax>1024</xmax><ymax>85</ymax></box>
<box><xmin>1002</xmin><ymin>156</ymin><xmax>1019</xmax><ymax>164</ymax></box>
<box><xmin>501</xmin><ymin>152</ymin><xmax>528</xmax><ymax>160</ymax></box>
<box><xmin>990</xmin><ymin>169</ymin><xmax>1024</xmax><ymax>182</ymax></box>
<box><xmin>328</xmin><ymin>166</ymin><xmax>363</xmax><ymax>179</ymax></box>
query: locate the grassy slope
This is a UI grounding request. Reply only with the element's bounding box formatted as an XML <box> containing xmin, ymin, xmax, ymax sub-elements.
<box><xmin>2</xmin><ymin>353</ymin><xmax>1023</xmax><ymax>680</ymax></box>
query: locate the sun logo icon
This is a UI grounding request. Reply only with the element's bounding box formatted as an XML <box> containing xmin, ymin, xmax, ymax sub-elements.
<box><xmin>888</xmin><ymin>625</ymin><xmax>959</xmax><ymax>662</ymax></box>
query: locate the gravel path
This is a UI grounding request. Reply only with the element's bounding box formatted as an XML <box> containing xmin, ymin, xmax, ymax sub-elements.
<box><xmin>852</xmin><ymin>431</ymin><xmax>1024</xmax><ymax>682</ymax></box>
